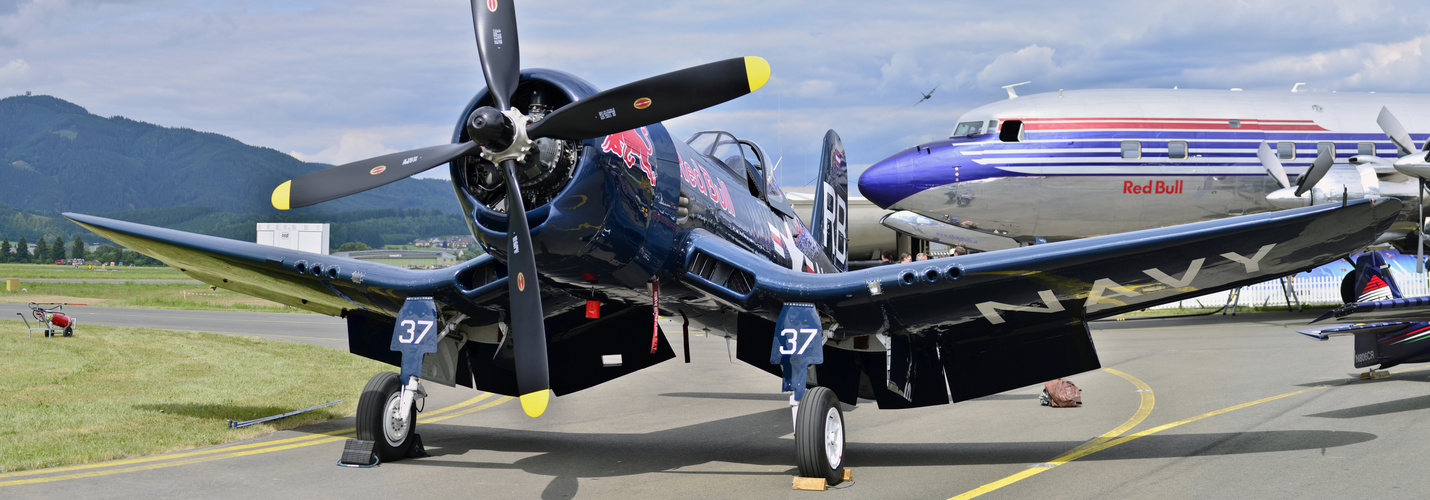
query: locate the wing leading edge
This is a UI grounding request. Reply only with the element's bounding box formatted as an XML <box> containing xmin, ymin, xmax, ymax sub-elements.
<box><xmin>64</xmin><ymin>213</ymin><xmax>509</xmax><ymax>322</ymax></box>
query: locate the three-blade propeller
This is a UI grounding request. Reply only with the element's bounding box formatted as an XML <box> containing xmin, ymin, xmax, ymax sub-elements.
<box><xmin>270</xmin><ymin>0</ymin><xmax>769</xmax><ymax>417</ymax></box>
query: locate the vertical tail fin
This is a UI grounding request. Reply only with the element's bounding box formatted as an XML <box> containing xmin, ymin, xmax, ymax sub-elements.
<box><xmin>1354</xmin><ymin>330</ymin><xmax>1382</xmax><ymax>369</ymax></box>
<box><xmin>811</xmin><ymin>130</ymin><xmax>849</xmax><ymax>272</ymax></box>
<box><xmin>1351</xmin><ymin>251</ymin><xmax>1403</xmax><ymax>302</ymax></box>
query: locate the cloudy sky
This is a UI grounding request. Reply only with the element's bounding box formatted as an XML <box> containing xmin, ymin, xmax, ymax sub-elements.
<box><xmin>3</xmin><ymin>0</ymin><xmax>1429</xmax><ymax>191</ymax></box>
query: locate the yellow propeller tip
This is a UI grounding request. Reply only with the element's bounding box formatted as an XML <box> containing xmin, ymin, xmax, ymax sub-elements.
<box><xmin>271</xmin><ymin>180</ymin><xmax>292</xmax><ymax>210</ymax></box>
<box><xmin>520</xmin><ymin>389</ymin><xmax>550</xmax><ymax>417</ymax></box>
<box><xmin>744</xmin><ymin>56</ymin><xmax>771</xmax><ymax>92</ymax></box>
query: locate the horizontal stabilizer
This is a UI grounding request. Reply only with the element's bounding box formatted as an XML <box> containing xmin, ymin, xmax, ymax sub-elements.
<box><xmin>1298</xmin><ymin>322</ymin><xmax>1412</xmax><ymax>341</ymax></box>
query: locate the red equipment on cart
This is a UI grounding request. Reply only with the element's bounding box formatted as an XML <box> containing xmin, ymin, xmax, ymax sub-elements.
<box><xmin>20</xmin><ymin>303</ymin><xmax>76</xmax><ymax>338</ymax></box>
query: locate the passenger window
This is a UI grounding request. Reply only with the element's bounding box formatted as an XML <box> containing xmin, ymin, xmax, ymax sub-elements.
<box><xmin>999</xmin><ymin>120</ymin><xmax>1024</xmax><ymax>142</ymax></box>
<box><xmin>1121</xmin><ymin>140</ymin><xmax>1141</xmax><ymax>159</ymax></box>
<box><xmin>1358</xmin><ymin>142</ymin><xmax>1376</xmax><ymax>156</ymax></box>
<box><xmin>1168</xmin><ymin>141</ymin><xmax>1188</xmax><ymax>160</ymax></box>
<box><xmin>1317</xmin><ymin>142</ymin><xmax>1335</xmax><ymax>159</ymax></box>
<box><xmin>1277</xmin><ymin>142</ymin><xmax>1295</xmax><ymax>161</ymax></box>
<box><xmin>987</xmin><ymin>120</ymin><xmax>999</xmax><ymax>133</ymax></box>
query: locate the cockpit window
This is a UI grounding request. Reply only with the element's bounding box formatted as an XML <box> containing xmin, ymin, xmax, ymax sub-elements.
<box><xmin>686</xmin><ymin>131</ymin><xmax>747</xmax><ymax>178</ymax></box>
<box><xmin>952</xmin><ymin>121</ymin><xmax>985</xmax><ymax>137</ymax></box>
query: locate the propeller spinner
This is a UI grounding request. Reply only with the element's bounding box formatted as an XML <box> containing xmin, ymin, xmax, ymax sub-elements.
<box><xmin>270</xmin><ymin>0</ymin><xmax>769</xmax><ymax>417</ymax></box>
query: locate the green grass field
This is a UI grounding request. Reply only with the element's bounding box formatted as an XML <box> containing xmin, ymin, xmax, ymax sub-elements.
<box><xmin>0</xmin><ymin>263</ymin><xmax>186</xmax><ymax>281</ymax></box>
<box><xmin>0</xmin><ymin>319</ymin><xmax>391</xmax><ymax>473</ymax></box>
<box><xmin>1</xmin><ymin>280</ymin><xmax>296</xmax><ymax>312</ymax></box>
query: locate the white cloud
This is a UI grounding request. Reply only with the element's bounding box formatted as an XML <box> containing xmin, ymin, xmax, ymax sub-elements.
<box><xmin>975</xmin><ymin>45</ymin><xmax>1059</xmax><ymax>90</ymax></box>
<box><xmin>0</xmin><ymin>58</ymin><xmax>31</xmax><ymax>85</ymax></box>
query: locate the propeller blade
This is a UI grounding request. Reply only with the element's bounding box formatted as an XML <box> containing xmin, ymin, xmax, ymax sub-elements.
<box><xmin>1377</xmin><ymin>106</ymin><xmax>1418</xmax><ymax>156</ymax></box>
<box><xmin>1294</xmin><ymin>149</ymin><xmax>1334</xmax><ymax>197</ymax></box>
<box><xmin>499</xmin><ymin>157</ymin><xmax>549</xmax><ymax>417</ymax></box>
<box><xmin>528</xmin><ymin>56</ymin><xmax>771</xmax><ymax>141</ymax></box>
<box><xmin>271</xmin><ymin>142</ymin><xmax>477</xmax><ymax>210</ymax></box>
<box><xmin>472</xmin><ymin>0</ymin><xmax>520</xmax><ymax>111</ymax></box>
<box><xmin>1256</xmin><ymin>142</ymin><xmax>1291</xmax><ymax>189</ymax></box>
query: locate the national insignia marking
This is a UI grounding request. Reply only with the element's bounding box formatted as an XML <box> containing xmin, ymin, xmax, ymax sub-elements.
<box><xmin>370</xmin><ymin>165</ymin><xmax>387</xmax><ymax>175</ymax></box>
<box><xmin>634</xmin><ymin>97</ymin><xmax>652</xmax><ymax>109</ymax></box>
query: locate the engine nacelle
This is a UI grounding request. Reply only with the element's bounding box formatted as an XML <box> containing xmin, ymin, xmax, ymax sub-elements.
<box><xmin>1266</xmin><ymin>163</ymin><xmax>1380</xmax><ymax>209</ymax></box>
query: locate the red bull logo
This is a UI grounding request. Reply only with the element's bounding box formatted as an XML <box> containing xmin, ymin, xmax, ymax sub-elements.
<box><xmin>601</xmin><ymin>127</ymin><xmax>657</xmax><ymax>186</ymax></box>
<box><xmin>487</xmin><ymin>0</ymin><xmax>498</xmax><ymax>13</ymax></box>
<box><xmin>1123</xmin><ymin>179</ymin><xmax>1183</xmax><ymax>194</ymax></box>
<box><xmin>633</xmin><ymin>97</ymin><xmax>652</xmax><ymax>109</ymax></box>
<box><xmin>370</xmin><ymin>165</ymin><xmax>387</xmax><ymax>175</ymax></box>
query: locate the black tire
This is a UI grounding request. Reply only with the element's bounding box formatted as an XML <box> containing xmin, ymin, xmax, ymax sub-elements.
<box><xmin>1341</xmin><ymin>271</ymin><xmax>1358</xmax><ymax>304</ymax></box>
<box><xmin>795</xmin><ymin>386</ymin><xmax>845</xmax><ymax>485</ymax></box>
<box><xmin>63</xmin><ymin>326</ymin><xmax>73</xmax><ymax>337</ymax></box>
<box><xmin>356</xmin><ymin>372</ymin><xmax>415</xmax><ymax>462</ymax></box>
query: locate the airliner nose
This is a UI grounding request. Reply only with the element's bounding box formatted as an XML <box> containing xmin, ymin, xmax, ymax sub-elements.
<box><xmin>859</xmin><ymin>146</ymin><xmax>936</xmax><ymax>209</ymax></box>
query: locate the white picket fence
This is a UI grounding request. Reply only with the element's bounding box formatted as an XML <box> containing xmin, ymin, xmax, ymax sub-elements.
<box><xmin>1148</xmin><ymin>271</ymin><xmax>1430</xmax><ymax>310</ymax></box>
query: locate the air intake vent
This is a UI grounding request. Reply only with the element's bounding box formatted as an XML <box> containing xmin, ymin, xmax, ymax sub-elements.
<box><xmin>457</xmin><ymin>264</ymin><xmax>500</xmax><ymax>292</ymax></box>
<box><xmin>690</xmin><ymin>251</ymin><xmax>755</xmax><ymax>296</ymax></box>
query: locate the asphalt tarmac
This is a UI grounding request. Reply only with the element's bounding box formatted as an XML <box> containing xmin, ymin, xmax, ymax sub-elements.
<box><xmin>4</xmin><ymin>308</ymin><xmax>1428</xmax><ymax>499</ymax></box>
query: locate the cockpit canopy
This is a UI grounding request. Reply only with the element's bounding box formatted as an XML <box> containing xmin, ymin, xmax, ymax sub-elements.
<box><xmin>686</xmin><ymin>130</ymin><xmax>794</xmax><ymax>218</ymax></box>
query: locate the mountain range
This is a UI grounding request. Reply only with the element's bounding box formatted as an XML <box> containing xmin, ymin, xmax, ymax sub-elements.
<box><xmin>0</xmin><ymin>94</ymin><xmax>469</xmax><ymax>249</ymax></box>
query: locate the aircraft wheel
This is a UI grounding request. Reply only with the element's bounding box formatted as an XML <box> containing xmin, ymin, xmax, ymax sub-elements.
<box><xmin>356</xmin><ymin>372</ymin><xmax>415</xmax><ymax>462</ymax></box>
<box><xmin>1340</xmin><ymin>272</ymin><xmax>1358</xmax><ymax>304</ymax></box>
<box><xmin>795</xmin><ymin>386</ymin><xmax>845</xmax><ymax>485</ymax></box>
<box><xmin>63</xmin><ymin>326</ymin><xmax>73</xmax><ymax>337</ymax></box>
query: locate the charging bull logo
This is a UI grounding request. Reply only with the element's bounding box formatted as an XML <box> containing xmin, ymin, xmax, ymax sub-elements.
<box><xmin>601</xmin><ymin>127</ymin><xmax>657</xmax><ymax>186</ymax></box>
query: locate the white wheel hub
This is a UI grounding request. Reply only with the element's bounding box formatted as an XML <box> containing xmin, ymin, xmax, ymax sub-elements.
<box><xmin>824</xmin><ymin>407</ymin><xmax>844</xmax><ymax>469</ymax></box>
<box><xmin>382</xmin><ymin>393</ymin><xmax>409</xmax><ymax>446</ymax></box>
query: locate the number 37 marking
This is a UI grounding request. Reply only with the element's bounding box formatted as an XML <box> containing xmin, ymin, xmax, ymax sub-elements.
<box><xmin>398</xmin><ymin>319</ymin><xmax>434</xmax><ymax>344</ymax></box>
<box><xmin>778</xmin><ymin>328</ymin><xmax>820</xmax><ymax>356</ymax></box>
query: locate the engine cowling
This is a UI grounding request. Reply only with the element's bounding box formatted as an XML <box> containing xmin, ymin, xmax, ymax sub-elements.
<box><xmin>447</xmin><ymin>69</ymin><xmax>682</xmax><ymax>291</ymax></box>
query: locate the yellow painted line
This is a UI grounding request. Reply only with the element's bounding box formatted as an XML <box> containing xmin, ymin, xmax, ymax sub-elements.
<box><xmin>951</xmin><ymin>385</ymin><xmax>1324</xmax><ymax>500</ymax></box>
<box><xmin>1</xmin><ymin>392</ymin><xmax>511</xmax><ymax>487</ymax></box>
<box><xmin>951</xmin><ymin>368</ymin><xmax>1154</xmax><ymax>500</ymax></box>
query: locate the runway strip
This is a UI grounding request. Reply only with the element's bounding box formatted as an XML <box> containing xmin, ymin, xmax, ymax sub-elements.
<box><xmin>0</xmin><ymin>393</ymin><xmax>514</xmax><ymax>487</ymax></box>
<box><xmin>950</xmin><ymin>368</ymin><xmax>1323</xmax><ymax>500</ymax></box>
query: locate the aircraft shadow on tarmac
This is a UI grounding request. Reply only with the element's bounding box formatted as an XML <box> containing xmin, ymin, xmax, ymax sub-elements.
<box><xmin>1296</xmin><ymin>370</ymin><xmax>1430</xmax><ymax>419</ymax></box>
<box><xmin>1307</xmin><ymin>394</ymin><xmax>1430</xmax><ymax>419</ymax></box>
<box><xmin>395</xmin><ymin>407</ymin><xmax>1374</xmax><ymax>498</ymax></box>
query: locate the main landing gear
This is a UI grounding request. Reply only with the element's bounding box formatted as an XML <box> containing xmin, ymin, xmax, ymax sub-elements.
<box><xmin>356</xmin><ymin>372</ymin><xmax>418</xmax><ymax>461</ymax></box>
<box><xmin>795</xmin><ymin>386</ymin><xmax>846</xmax><ymax>485</ymax></box>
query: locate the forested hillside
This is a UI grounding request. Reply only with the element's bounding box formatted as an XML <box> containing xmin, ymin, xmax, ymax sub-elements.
<box><xmin>0</xmin><ymin>94</ymin><xmax>471</xmax><ymax>251</ymax></box>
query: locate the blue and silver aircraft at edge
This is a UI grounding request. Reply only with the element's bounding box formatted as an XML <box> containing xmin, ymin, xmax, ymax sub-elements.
<box><xmin>60</xmin><ymin>3</ymin><xmax>1404</xmax><ymax>484</ymax></box>
<box><xmin>858</xmin><ymin>87</ymin><xmax>1430</xmax><ymax>255</ymax></box>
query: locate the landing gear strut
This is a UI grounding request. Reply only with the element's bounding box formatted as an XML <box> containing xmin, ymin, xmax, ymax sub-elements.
<box><xmin>795</xmin><ymin>386</ymin><xmax>846</xmax><ymax>485</ymax></box>
<box><xmin>356</xmin><ymin>372</ymin><xmax>417</xmax><ymax>461</ymax></box>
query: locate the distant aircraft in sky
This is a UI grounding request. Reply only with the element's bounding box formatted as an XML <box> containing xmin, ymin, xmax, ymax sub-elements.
<box><xmin>913</xmin><ymin>85</ymin><xmax>939</xmax><ymax>106</ymax></box>
<box><xmin>859</xmin><ymin>87</ymin><xmax>1430</xmax><ymax>259</ymax></box>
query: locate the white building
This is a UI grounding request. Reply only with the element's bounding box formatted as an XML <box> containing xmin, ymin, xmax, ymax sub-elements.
<box><xmin>256</xmin><ymin>223</ymin><xmax>330</xmax><ymax>255</ymax></box>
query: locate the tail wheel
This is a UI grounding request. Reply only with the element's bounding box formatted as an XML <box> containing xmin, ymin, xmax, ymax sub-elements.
<box><xmin>356</xmin><ymin>372</ymin><xmax>415</xmax><ymax>461</ymax></box>
<box><xmin>795</xmin><ymin>386</ymin><xmax>845</xmax><ymax>484</ymax></box>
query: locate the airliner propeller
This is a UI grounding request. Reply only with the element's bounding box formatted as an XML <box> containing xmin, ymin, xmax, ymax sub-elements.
<box><xmin>269</xmin><ymin>0</ymin><xmax>770</xmax><ymax>417</ymax></box>
<box><xmin>1376</xmin><ymin>106</ymin><xmax>1430</xmax><ymax>272</ymax></box>
<box><xmin>1256</xmin><ymin>142</ymin><xmax>1291</xmax><ymax>190</ymax></box>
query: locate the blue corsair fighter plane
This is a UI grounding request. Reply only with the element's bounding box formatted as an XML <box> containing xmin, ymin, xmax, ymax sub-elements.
<box><xmin>65</xmin><ymin>1</ymin><xmax>1402</xmax><ymax>485</ymax></box>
